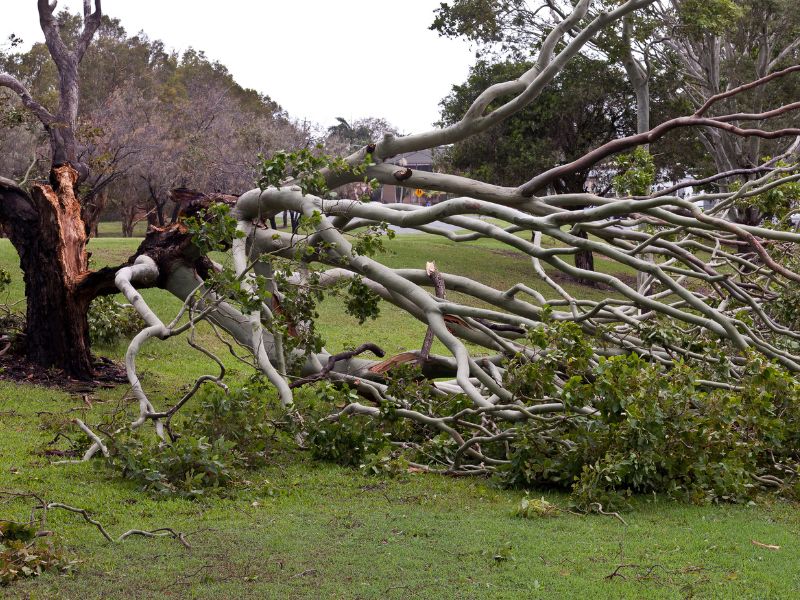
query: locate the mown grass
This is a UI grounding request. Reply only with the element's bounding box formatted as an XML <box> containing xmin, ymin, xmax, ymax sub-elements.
<box><xmin>1</xmin><ymin>234</ymin><xmax>799</xmax><ymax>599</ymax></box>
<box><xmin>96</xmin><ymin>221</ymin><xmax>149</xmax><ymax>238</ymax></box>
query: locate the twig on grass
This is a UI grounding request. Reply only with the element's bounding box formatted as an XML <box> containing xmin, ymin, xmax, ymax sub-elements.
<box><xmin>0</xmin><ymin>490</ymin><xmax>192</xmax><ymax>549</ymax></box>
<box><xmin>589</xmin><ymin>502</ymin><xmax>629</xmax><ymax>526</ymax></box>
<box><xmin>119</xmin><ymin>527</ymin><xmax>191</xmax><ymax>549</ymax></box>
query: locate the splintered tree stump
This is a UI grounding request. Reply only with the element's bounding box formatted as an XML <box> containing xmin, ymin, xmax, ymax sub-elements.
<box><xmin>19</xmin><ymin>166</ymin><xmax>94</xmax><ymax>377</ymax></box>
<box><xmin>32</xmin><ymin>166</ymin><xmax>88</xmax><ymax>282</ymax></box>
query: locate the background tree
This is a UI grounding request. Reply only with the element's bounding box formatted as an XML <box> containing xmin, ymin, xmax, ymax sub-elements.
<box><xmin>439</xmin><ymin>55</ymin><xmax>636</xmax><ymax>275</ymax></box>
<box><xmin>439</xmin><ymin>55</ymin><xmax>635</xmax><ymax>190</ymax></box>
<box><xmin>326</xmin><ymin>117</ymin><xmax>399</xmax><ymax>153</ymax></box>
<box><xmin>323</xmin><ymin>117</ymin><xmax>399</xmax><ymax>203</ymax></box>
<box><xmin>442</xmin><ymin>56</ymin><xmax>635</xmax><ymax>274</ymax></box>
<box><xmin>660</xmin><ymin>0</ymin><xmax>800</xmax><ymax>224</ymax></box>
<box><xmin>0</xmin><ymin>14</ymin><xmax>307</xmax><ymax>234</ymax></box>
<box><xmin>433</xmin><ymin>1</ymin><xmax>800</xmax><ymax>204</ymax></box>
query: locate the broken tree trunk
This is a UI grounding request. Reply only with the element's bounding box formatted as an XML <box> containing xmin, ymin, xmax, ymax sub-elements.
<box><xmin>0</xmin><ymin>167</ymin><xmax>95</xmax><ymax>377</ymax></box>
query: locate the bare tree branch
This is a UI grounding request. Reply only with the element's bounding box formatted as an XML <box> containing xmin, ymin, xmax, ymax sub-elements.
<box><xmin>0</xmin><ymin>73</ymin><xmax>55</xmax><ymax>126</ymax></box>
<box><xmin>75</xmin><ymin>0</ymin><xmax>102</xmax><ymax>63</ymax></box>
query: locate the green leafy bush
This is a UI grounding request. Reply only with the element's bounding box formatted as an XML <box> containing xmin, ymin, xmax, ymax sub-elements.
<box><xmin>499</xmin><ymin>324</ymin><xmax>800</xmax><ymax>509</ymax></box>
<box><xmin>104</xmin><ymin>381</ymin><xmax>285</xmax><ymax>498</ymax></box>
<box><xmin>184</xmin><ymin>380</ymin><xmax>280</xmax><ymax>468</ymax></box>
<box><xmin>87</xmin><ymin>295</ymin><xmax>144</xmax><ymax>345</ymax></box>
<box><xmin>306</xmin><ymin>414</ymin><xmax>391</xmax><ymax>468</ymax></box>
<box><xmin>106</xmin><ymin>433</ymin><xmax>236</xmax><ymax>499</ymax></box>
<box><xmin>612</xmin><ymin>146</ymin><xmax>655</xmax><ymax>196</ymax></box>
<box><xmin>304</xmin><ymin>383</ymin><xmax>390</xmax><ymax>468</ymax></box>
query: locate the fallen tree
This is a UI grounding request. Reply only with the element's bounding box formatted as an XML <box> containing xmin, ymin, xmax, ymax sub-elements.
<box><xmin>3</xmin><ymin>1</ymin><xmax>800</xmax><ymax>504</ymax></box>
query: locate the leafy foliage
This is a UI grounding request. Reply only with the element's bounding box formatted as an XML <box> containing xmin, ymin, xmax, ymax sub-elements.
<box><xmin>499</xmin><ymin>322</ymin><xmax>800</xmax><ymax>510</ymax></box>
<box><xmin>256</xmin><ymin>146</ymin><xmax>377</xmax><ymax>199</ymax></box>
<box><xmin>769</xmin><ymin>253</ymin><xmax>800</xmax><ymax>336</ymax></box>
<box><xmin>293</xmin><ymin>314</ymin><xmax>800</xmax><ymax>511</ymax></box>
<box><xmin>184</xmin><ymin>380</ymin><xmax>281</xmax><ymax>468</ymax></box>
<box><xmin>734</xmin><ymin>161</ymin><xmax>800</xmax><ymax>223</ymax></box>
<box><xmin>439</xmin><ymin>56</ymin><xmax>634</xmax><ymax>189</ymax></box>
<box><xmin>0</xmin><ymin>522</ymin><xmax>76</xmax><ymax>586</ymax></box>
<box><xmin>104</xmin><ymin>382</ymin><xmax>284</xmax><ymax>498</ymax></box>
<box><xmin>344</xmin><ymin>277</ymin><xmax>381</xmax><ymax>324</ymax></box>
<box><xmin>185</xmin><ymin>203</ymin><xmax>244</xmax><ymax>254</ymax></box>
<box><xmin>514</xmin><ymin>494</ymin><xmax>560</xmax><ymax>519</ymax></box>
<box><xmin>304</xmin><ymin>384</ymin><xmax>390</xmax><ymax>468</ymax></box>
<box><xmin>503</xmin><ymin>318</ymin><xmax>593</xmax><ymax>401</ymax></box>
<box><xmin>106</xmin><ymin>432</ymin><xmax>236</xmax><ymax>499</ymax></box>
<box><xmin>612</xmin><ymin>147</ymin><xmax>655</xmax><ymax>196</ymax></box>
<box><xmin>0</xmin><ymin>268</ymin><xmax>10</xmax><ymax>293</ymax></box>
<box><xmin>87</xmin><ymin>295</ymin><xmax>144</xmax><ymax>345</ymax></box>
<box><xmin>677</xmin><ymin>0</ymin><xmax>743</xmax><ymax>37</ymax></box>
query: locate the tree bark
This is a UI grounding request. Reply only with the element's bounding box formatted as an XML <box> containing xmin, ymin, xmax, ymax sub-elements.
<box><xmin>574</xmin><ymin>230</ymin><xmax>595</xmax><ymax>274</ymax></box>
<box><xmin>81</xmin><ymin>188</ymin><xmax>108</xmax><ymax>238</ymax></box>
<box><xmin>621</xmin><ymin>15</ymin><xmax>650</xmax><ymax>137</ymax></box>
<box><xmin>553</xmin><ymin>177</ymin><xmax>595</xmax><ymax>284</ymax></box>
<box><xmin>0</xmin><ymin>1</ymin><xmax>106</xmax><ymax>377</ymax></box>
<box><xmin>0</xmin><ymin>167</ymin><xmax>95</xmax><ymax>377</ymax></box>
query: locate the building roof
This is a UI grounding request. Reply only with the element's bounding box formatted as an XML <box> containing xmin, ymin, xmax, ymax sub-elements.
<box><xmin>385</xmin><ymin>149</ymin><xmax>434</xmax><ymax>167</ymax></box>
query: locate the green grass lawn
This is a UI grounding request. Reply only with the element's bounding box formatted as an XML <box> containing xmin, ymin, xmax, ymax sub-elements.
<box><xmin>1</xmin><ymin>235</ymin><xmax>799</xmax><ymax>598</ymax></box>
<box><xmin>95</xmin><ymin>220</ymin><xmax>149</xmax><ymax>238</ymax></box>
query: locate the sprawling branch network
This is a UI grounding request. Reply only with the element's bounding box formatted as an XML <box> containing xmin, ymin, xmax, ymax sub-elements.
<box><xmin>2</xmin><ymin>1</ymin><xmax>799</xmax><ymax>482</ymax></box>
<box><xmin>67</xmin><ymin>0</ymin><xmax>800</xmax><ymax>476</ymax></box>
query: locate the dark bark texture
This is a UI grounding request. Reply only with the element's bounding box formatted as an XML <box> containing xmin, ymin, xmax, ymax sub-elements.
<box><xmin>0</xmin><ymin>168</ymin><xmax>94</xmax><ymax>376</ymax></box>
<box><xmin>574</xmin><ymin>229</ymin><xmax>595</xmax><ymax>274</ymax></box>
<box><xmin>0</xmin><ymin>2</ymin><xmax>104</xmax><ymax>377</ymax></box>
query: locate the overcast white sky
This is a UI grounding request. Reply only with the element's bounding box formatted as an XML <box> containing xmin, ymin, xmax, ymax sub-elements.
<box><xmin>1</xmin><ymin>0</ymin><xmax>476</xmax><ymax>133</ymax></box>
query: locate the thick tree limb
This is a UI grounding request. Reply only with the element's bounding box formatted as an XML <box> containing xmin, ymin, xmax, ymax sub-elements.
<box><xmin>0</xmin><ymin>74</ymin><xmax>55</xmax><ymax>126</ymax></box>
<box><xmin>520</xmin><ymin>111</ymin><xmax>800</xmax><ymax>196</ymax></box>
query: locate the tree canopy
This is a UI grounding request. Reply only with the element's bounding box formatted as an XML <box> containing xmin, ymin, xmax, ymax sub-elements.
<box><xmin>0</xmin><ymin>11</ymin><xmax>306</xmax><ymax>233</ymax></box>
<box><xmin>439</xmin><ymin>55</ymin><xmax>635</xmax><ymax>191</ymax></box>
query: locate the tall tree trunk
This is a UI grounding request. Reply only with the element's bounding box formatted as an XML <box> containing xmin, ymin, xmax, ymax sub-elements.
<box><xmin>553</xmin><ymin>177</ymin><xmax>595</xmax><ymax>285</ymax></box>
<box><xmin>621</xmin><ymin>16</ymin><xmax>654</xmax><ymax>297</ymax></box>
<box><xmin>574</xmin><ymin>230</ymin><xmax>594</xmax><ymax>274</ymax></box>
<box><xmin>81</xmin><ymin>188</ymin><xmax>108</xmax><ymax>237</ymax></box>
<box><xmin>148</xmin><ymin>184</ymin><xmax>166</xmax><ymax>226</ymax></box>
<box><xmin>0</xmin><ymin>1</ymin><xmax>104</xmax><ymax>378</ymax></box>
